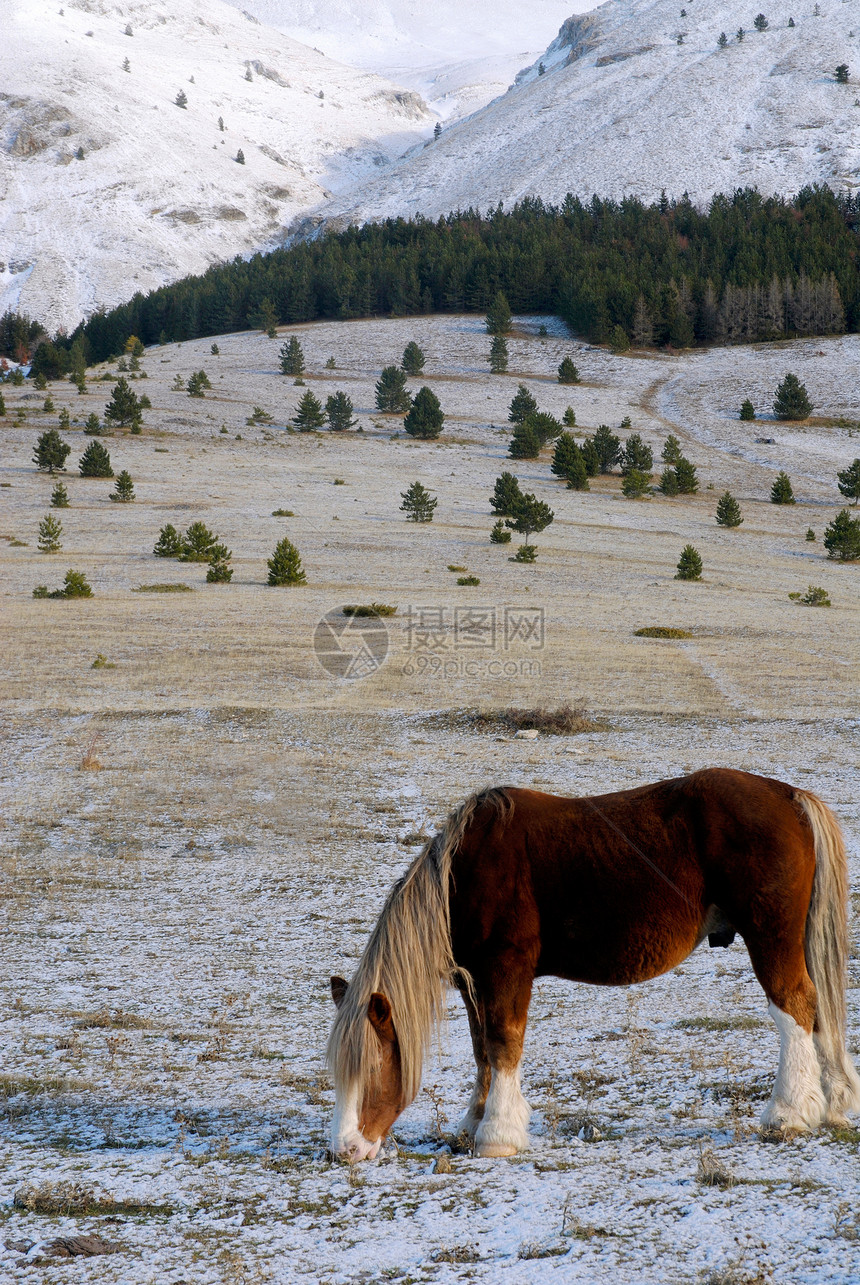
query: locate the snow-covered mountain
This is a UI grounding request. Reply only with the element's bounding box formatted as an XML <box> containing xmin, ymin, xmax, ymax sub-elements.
<box><xmin>225</xmin><ymin>1</ymin><xmax>584</xmax><ymax>119</ymax></box>
<box><xmin>0</xmin><ymin>0</ymin><xmax>432</xmax><ymax>332</ymax></box>
<box><xmin>304</xmin><ymin>0</ymin><xmax>860</xmax><ymax>233</ymax></box>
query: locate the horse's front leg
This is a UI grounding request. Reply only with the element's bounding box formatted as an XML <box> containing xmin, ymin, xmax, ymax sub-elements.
<box><xmin>472</xmin><ymin>956</ymin><xmax>533</xmax><ymax>1159</ymax></box>
<box><xmin>456</xmin><ymin>989</ymin><xmax>491</xmax><ymax>1141</ymax></box>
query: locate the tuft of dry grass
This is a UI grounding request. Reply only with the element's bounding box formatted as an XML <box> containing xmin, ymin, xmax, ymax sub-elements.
<box><xmin>79</xmin><ymin>734</ymin><xmax>102</xmax><ymax>771</ymax></box>
<box><xmin>634</xmin><ymin>627</ymin><xmax>694</xmax><ymax>639</ymax></box>
<box><xmin>72</xmin><ymin>1009</ymin><xmax>154</xmax><ymax>1030</ymax></box>
<box><xmin>342</xmin><ymin>603</ymin><xmax>397</xmax><ymax>617</ymax></box>
<box><xmin>132</xmin><ymin>583</ymin><xmax>193</xmax><ymax>593</ymax></box>
<box><xmin>426</xmin><ymin>704</ymin><xmax>604</xmax><ymax>737</ymax></box>
<box><xmin>697</xmin><ymin>1145</ymin><xmax>735</xmax><ymax>1188</ymax></box>
<box><xmin>14</xmin><ymin>1181</ymin><xmax>172</xmax><ymax>1217</ymax></box>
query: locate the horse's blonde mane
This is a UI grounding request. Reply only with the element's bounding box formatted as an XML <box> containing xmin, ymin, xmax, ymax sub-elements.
<box><xmin>326</xmin><ymin>787</ymin><xmax>512</xmax><ymax>1104</ymax></box>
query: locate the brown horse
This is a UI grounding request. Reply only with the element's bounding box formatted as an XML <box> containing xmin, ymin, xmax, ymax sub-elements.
<box><xmin>327</xmin><ymin>769</ymin><xmax>860</xmax><ymax>1160</ymax></box>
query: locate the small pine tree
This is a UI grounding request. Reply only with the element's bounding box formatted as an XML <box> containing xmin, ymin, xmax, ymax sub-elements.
<box><xmin>180</xmin><ymin>522</ymin><xmax>217</xmax><ymax>562</ymax></box>
<box><xmin>58</xmin><ymin>407</ymin><xmax>71</xmax><ymax>430</ymax></box>
<box><xmin>434</xmin><ymin>121</ymin><xmax>442</xmax><ymax>140</ymax></box>
<box><xmin>187</xmin><ymin>370</ymin><xmax>212</xmax><ymax>397</ymax></box>
<box><xmin>292</xmin><ymin>390</ymin><xmax>326</xmax><ymax>431</ymax></box>
<box><xmin>399</xmin><ymin>481</ymin><xmax>437</xmax><ymax>522</ymax></box>
<box><xmin>508</xmin><ymin>422</ymin><xmax>541</xmax><ymax>460</ymax></box>
<box><xmin>104</xmin><ymin>376</ymin><xmax>142</xmax><ymax>429</ymax></box>
<box><xmin>718</xmin><ymin>31</ymin><xmax>728</xmax><ymax>47</ymax></box>
<box><xmin>836</xmin><ymin>458</ymin><xmax>860</xmax><ymax>505</ymax></box>
<box><xmin>592</xmin><ymin>424</ymin><xmax>621</xmax><ymax>473</ymax></box>
<box><xmin>551</xmin><ymin>432</ymin><xmax>583</xmax><ymax>481</ymax></box>
<box><xmin>375</xmin><ymin>365</ymin><xmax>412</xmax><ymax>413</ymax></box>
<box><xmin>609</xmin><ymin>325</ymin><xmax>631</xmax><ymax>352</ymax></box>
<box><xmin>123</xmin><ymin>56</ymin><xmax>131</xmax><ymax>71</ymax></box>
<box><xmin>211</xmin><ymin>343</ymin><xmax>220</xmax><ymax>355</ymax></box>
<box><xmin>580</xmin><ymin>437</ymin><xmax>600</xmax><ymax>477</ymax></box>
<box><xmin>206</xmin><ymin>543</ymin><xmax>233</xmax><ymax>582</ymax></box>
<box><xmin>0</xmin><ymin>392</ymin><xmax>5</xmax><ymax>416</ymax></box>
<box><xmin>489</xmin><ymin>335</ymin><xmax>509</xmax><ymax>373</ymax></box>
<box><xmin>621</xmin><ymin>469</ymin><xmax>650</xmax><ymax>498</ymax></box>
<box><xmin>565</xmin><ymin>451</ymin><xmax>589</xmax><ymax>491</ymax></box>
<box><xmin>562</xmin><ymin>406</ymin><xmax>576</xmax><ymax>427</ymax></box>
<box><xmin>835</xmin><ymin>64</ymin><xmax>850</xmax><ymax>84</ymax></box>
<box><xmin>824</xmin><ymin>509</ymin><xmax>860</xmax><ymax>561</ymax></box>
<box><xmin>175</xmin><ymin>89</ymin><xmax>188</xmax><ymax>108</ymax></box>
<box><xmin>788</xmin><ymin>16</ymin><xmax>795</xmax><ymax>27</ymax></box>
<box><xmin>154</xmin><ymin>524</ymin><xmax>183</xmax><ymax>557</ymax></box>
<box><xmin>620</xmin><ymin>433</ymin><xmax>653</xmax><ymax>474</ymax></box>
<box><xmin>326</xmin><ymin>391</ymin><xmax>357</xmax><ymax>432</ymax></box>
<box><xmin>674</xmin><ymin>457</ymin><xmax>699</xmax><ymax>493</ymax></box>
<box><xmin>528</xmin><ymin>412</ymin><xmax>563</xmax><ymax>446</ymax></box>
<box><xmin>253</xmin><ymin>298</ymin><xmax>278</xmax><ymax>336</ymax></box>
<box><xmin>739</xmin><ymin>399</ymin><xmax>756</xmax><ymax>421</ymax></box>
<box><xmin>715</xmin><ymin>491</ymin><xmax>743</xmax><ymax>527</ymax></box>
<box><xmin>557</xmin><ymin>356</ymin><xmax>581</xmax><ymax>385</ymax></box>
<box><xmin>401</xmin><ymin>342</ymin><xmax>426</xmax><ymax>375</ymax></box>
<box><xmin>403</xmin><ymin>387</ymin><xmax>444</xmax><ymax>439</ymax></box>
<box><xmin>505</xmin><ymin>492</ymin><xmax>554</xmax><ymax>557</ymax></box>
<box><xmin>737</xmin><ymin>27</ymin><xmax>745</xmax><ymax>42</ymax></box>
<box><xmin>508</xmin><ymin>384</ymin><xmax>538</xmax><ymax>425</ymax></box>
<box><xmin>84</xmin><ymin>412</ymin><xmax>102</xmax><ymax>435</ymax></box>
<box><xmin>34</xmin><ymin>429</ymin><xmax>70</xmax><ymax>473</ymax></box>
<box><xmin>675</xmin><ymin>545</ymin><xmax>703</xmax><ymax>580</ymax></box>
<box><xmin>490</xmin><ymin>472</ymin><xmax>524</xmax><ymax>516</ymax></box>
<box><xmin>50</xmin><ymin>482</ymin><xmax>69</xmax><ymax>508</ymax></box>
<box><xmin>486</xmin><ymin>291</ymin><xmax>512</xmax><ymax>335</ymax></box>
<box><xmin>111</xmin><ymin>470</ymin><xmax>135</xmax><ymax>502</ymax></box>
<box><xmin>753</xmin><ymin>14</ymin><xmax>769</xmax><ymax>31</ymax></box>
<box><xmin>770</xmin><ymin>471</ymin><xmax>796</xmax><ymax>504</ymax></box>
<box><xmin>661</xmin><ymin>434</ymin><xmax>682</xmax><ymax>464</ymax></box>
<box><xmin>79</xmin><ymin>440</ymin><xmax>113</xmax><ymax>478</ymax></box>
<box><xmin>490</xmin><ymin>519</ymin><xmax>512</xmax><ymax>544</ymax></box>
<box><xmin>38</xmin><ymin>513</ymin><xmax>63</xmax><ymax>553</ymax></box>
<box><xmin>268</xmin><ymin>537</ymin><xmax>307</xmax><ymax>585</ymax></box>
<box><xmin>806</xmin><ymin>528</ymin><xmax>816</xmax><ymax>542</ymax></box>
<box><xmin>659</xmin><ymin>466</ymin><xmax>680</xmax><ymax>496</ymax></box>
<box><xmin>773</xmin><ymin>373</ymin><xmax>811</xmax><ymax>420</ymax></box>
<box><xmin>279</xmin><ymin>337</ymin><xmax>305</xmax><ymax>376</ymax></box>
<box><xmin>33</xmin><ymin>370</ymin><xmax>48</xmax><ymax>391</ymax></box>
<box><xmin>61</xmin><ymin>569</ymin><xmax>93</xmax><ymax>598</ymax></box>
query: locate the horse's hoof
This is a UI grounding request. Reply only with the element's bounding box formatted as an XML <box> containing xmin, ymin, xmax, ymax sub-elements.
<box><xmin>474</xmin><ymin>1141</ymin><xmax>518</xmax><ymax>1158</ymax></box>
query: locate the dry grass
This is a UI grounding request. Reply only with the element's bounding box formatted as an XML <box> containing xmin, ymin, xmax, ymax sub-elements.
<box><xmin>342</xmin><ymin>603</ymin><xmax>397</xmax><ymax>617</ymax></box>
<box><xmin>14</xmin><ymin>1181</ymin><xmax>172</xmax><ymax>1217</ymax></box>
<box><xmin>132</xmin><ymin>583</ymin><xmax>194</xmax><ymax>593</ymax></box>
<box><xmin>72</xmin><ymin>1008</ymin><xmax>155</xmax><ymax>1030</ymax></box>
<box><xmin>634</xmin><ymin>626</ymin><xmax>694</xmax><ymax>639</ymax></box>
<box><xmin>426</xmin><ymin>704</ymin><xmax>604</xmax><ymax>736</ymax></box>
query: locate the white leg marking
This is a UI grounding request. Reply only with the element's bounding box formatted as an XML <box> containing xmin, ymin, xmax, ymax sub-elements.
<box><xmin>761</xmin><ymin>1003</ymin><xmax>827</xmax><ymax>1133</ymax></box>
<box><xmin>331</xmin><ymin>1084</ymin><xmax>377</xmax><ymax>1162</ymax></box>
<box><xmin>814</xmin><ymin>1034</ymin><xmax>860</xmax><ymax>1125</ymax></box>
<box><xmin>474</xmin><ymin>1066</ymin><xmax>530</xmax><ymax>1158</ymax></box>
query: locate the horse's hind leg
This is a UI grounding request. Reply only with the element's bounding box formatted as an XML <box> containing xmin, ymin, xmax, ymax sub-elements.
<box><xmin>745</xmin><ymin>935</ymin><xmax>826</xmax><ymax>1133</ymax></box>
<box><xmin>471</xmin><ymin>953</ymin><xmax>533</xmax><ymax>1159</ymax></box>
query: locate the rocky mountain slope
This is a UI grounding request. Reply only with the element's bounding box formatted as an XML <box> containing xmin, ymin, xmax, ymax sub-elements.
<box><xmin>0</xmin><ymin>0</ymin><xmax>432</xmax><ymax>332</ymax></box>
<box><xmin>226</xmin><ymin>0</ymin><xmax>582</xmax><ymax>119</ymax></box>
<box><xmin>306</xmin><ymin>0</ymin><xmax>860</xmax><ymax>232</ymax></box>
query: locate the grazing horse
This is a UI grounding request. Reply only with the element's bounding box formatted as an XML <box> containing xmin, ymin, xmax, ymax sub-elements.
<box><xmin>327</xmin><ymin>770</ymin><xmax>860</xmax><ymax>1160</ymax></box>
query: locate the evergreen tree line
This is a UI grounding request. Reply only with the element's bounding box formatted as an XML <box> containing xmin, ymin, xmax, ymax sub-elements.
<box><xmin>36</xmin><ymin>186</ymin><xmax>860</xmax><ymax>365</ymax></box>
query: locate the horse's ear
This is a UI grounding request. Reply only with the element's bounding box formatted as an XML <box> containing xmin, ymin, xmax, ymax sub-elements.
<box><xmin>330</xmin><ymin>976</ymin><xmax>348</xmax><ymax>1008</ymax></box>
<box><xmin>367</xmin><ymin>992</ymin><xmax>395</xmax><ymax>1043</ymax></box>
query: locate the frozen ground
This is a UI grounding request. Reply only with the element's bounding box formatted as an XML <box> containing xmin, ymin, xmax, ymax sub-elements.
<box><xmin>2</xmin><ymin>316</ymin><xmax>860</xmax><ymax>1282</ymax></box>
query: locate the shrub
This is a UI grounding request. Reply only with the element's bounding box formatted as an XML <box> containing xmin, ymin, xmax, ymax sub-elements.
<box><xmin>557</xmin><ymin>356</ymin><xmax>581</xmax><ymax>384</ymax></box>
<box><xmin>272</xmin><ymin>508</ymin><xmax>294</xmax><ymax>517</ymax></box>
<box><xmin>770</xmin><ymin>471</ymin><xmax>795</xmax><ymax>504</ymax></box>
<box><xmin>788</xmin><ymin>585</ymin><xmax>831</xmax><ymax>606</ymax></box>
<box><xmin>79</xmin><ymin>441</ymin><xmax>113</xmax><ymax>478</ymax></box>
<box><xmin>50</xmin><ymin>482</ymin><xmax>69</xmax><ymax>508</ymax></box>
<box><xmin>401</xmin><ymin>341</ymin><xmax>426</xmax><ymax>375</ymax></box>
<box><xmin>490</xmin><ymin>472</ymin><xmax>523</xmax><ymax>516</ymax></box>
<box><xmin>292</xmin><ymin>390</ymin><xmax>326</xmax><ymax>431</ymax></box>
<box><xmin>490</xmin><ymin>519</ymin><xmax>512</xmax><ymax>543</ymax></box>
<box><xmin>375</xmin><ymin>365</ymin><xmax>412</xmax><ymax>413</ymax></box>
<box><xmin>675</xmin><ymin>545</ymin><xmax>703</xmax><ymax>580</ymax></box>
<box><xmin>279</xmin><ymin>337</ymin><xmax>305</xmax><ymax>376</ymax></box>
<box><xmin>823</xmin><ymin>509</ymin><xmax>860</xmax><ymax>560</ymax></box>
<box><xmin>404</xmin><ymin>387</ymin><xmax>444</xmax><ymax>439</ymax></box>
<box><xmin>715</xmin><ymin>492</ymin><xmax>743</xmax><ymax>527</ymax></box>
<box><xmin>739</xmin><ymin>399</ymin><xmax>756</xmax><ymax>421</ymax></box>
<box><xmin>773</xmin><ymin>373</ymin><xmax>811</xmax><ymax>420</ymax></box>
<box><xmin>268</xmin><ymin>537</ymin><xmax>307</xmax><ymax>585</ymax></box>
<box><xmin>153</xmin><ymin>524</ymin><xmax>183</xmax><ymax>557</ymax></box>
<box><xmin>133</xmin><ymin>583</ymin><xmax>193</xmax><ymax>593</ymax></box>
<box><xmin>400</xmin><ymin>481</ymin><xmax>437</xmax><ymax>522</ymax></box>
<box><xmin>806</xmin><ymin>528</ymin><xmax>816</xmax><ymax>541</ymax></box>
<box><xmin>326</xmin><ymin>391</ymin><xmax>357</xmax><ymax>432</ymax></box>
<box><xmin>457</xmin><ymin>575</ymin><xmax>480</xmax><ymax>585</ymax></box>
<box><xmin>342</xmin><ymin>603</ymin><xmax>396</xmax><ymax>617</ymax></box>
<box><xmin>62</xmin><ymin>570</ymin><xmax>93</xmax><ymax>598</ymax></box>
<box><xmin>837</xmin><ymin>458</ymin><xmax>860</xmax><ymax>505</ymax></box>
<box><xmin>512</xmin><ymin>544</ymin><xmax>537</xmax><ymax>563</ymax></box>
<box><xmin>508</xmin><ymin>384</ymin><xmax>538</xmax><ymax>425</ymax></box>
<box><xmin>38</xmin><ymin>513</ymin><xmax>63</xmax><ymax>553</ymax></box>
<box><xmin>33</xmin><ymin>429</ymin><xmax>70</xmax><ymax>473</ymax></box>
<box><xmin>111</xmin><ymin>470</ymin><xmax>135</xmax><ymax>502</ymax></box>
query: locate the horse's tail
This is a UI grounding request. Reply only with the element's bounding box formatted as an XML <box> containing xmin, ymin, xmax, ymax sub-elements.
<box><xmin>327</xmin><ymin>787</ymin><xmax>511</xmax><ymax>1104</ymax></box>
<box><xmin>796</xmin><ymin>789</ymin><xmax>860</xmax><ymax>1112</ymax></box>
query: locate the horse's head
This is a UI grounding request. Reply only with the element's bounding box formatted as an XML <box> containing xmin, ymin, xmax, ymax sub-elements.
<box><xmin>329</xmin><ymin>975</ymin><xmax>408</xmax><ymax>1161</ymax></box>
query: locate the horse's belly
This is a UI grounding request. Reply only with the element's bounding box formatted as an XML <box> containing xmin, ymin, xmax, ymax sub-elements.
<box><xmin>536</xmin><ymin>908</ymin><xmax>702</xmax><ymax>986</ymax></box>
